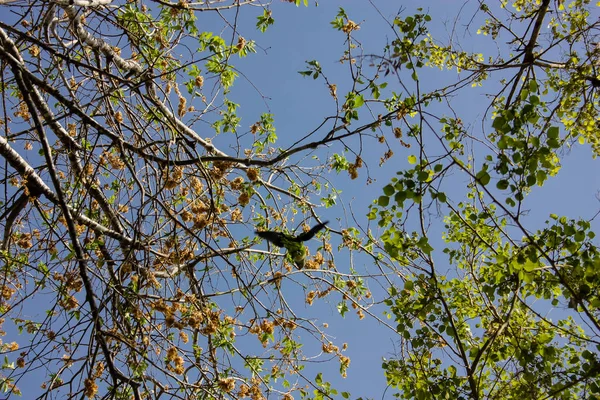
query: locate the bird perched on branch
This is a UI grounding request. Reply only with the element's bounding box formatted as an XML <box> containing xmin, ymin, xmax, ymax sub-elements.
<box><xmin>255</xmin><ymin>220</ymin><xmax>329</xmax><ymax>268</ymax></box>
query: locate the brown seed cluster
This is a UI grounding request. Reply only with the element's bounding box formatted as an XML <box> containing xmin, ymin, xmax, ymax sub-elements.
<box><xmin>306</xmin><ymin>291</ymin><xmax>316</xmax><ymax>305</ymax></box>
<box><xmin>342</xmin><ymin>20</ymin><xmax>360</xmax><ymax>33</ymax></box>
<box><xmin>165</xmin><ymin>346</ymin><xmax>185</xmax><ymax>375</ymax></box>
<box><xmin>339</xmin><ymin>355</ymin><xmax>351</xmax><ymax>378</ymax></box>
<box><xmin>248</xmin><ymin>319</ymin><xmax>279</xmax><ymax>347</ymax></box>
<box><xmin>100</xmin><ymin>150</ymin><xmax>125</xmax><ymax>170</ymax></box>
<box><xmin>303</xmin><ymin>251</ymin><xmax>325</xmax><ymax>270</ymax></box>
<box><xmin>237</xmin><ymin>377</ymin><xmax>265</xmax><ymax>399</ymax></box>
<box><xmin>230</xmin><ymin>176</ymin><xmax>245</xmax><ymax>190</ymax></box>
<box><xmin>53</xmin><ymin>270</ymin><xmax>83</xmax><ymax>292</ymax></box>
<box><xmin>68</xmin><ymin>123</ymin><xmax>77</xmax><ymax>137</ymax></box>
<box><xmin>238</xmin><ymin>191</ymin><xmax>251</xmax><ymax>206</ymax></box>
<box><xmin>14</xmin><ymin>99</ymin><xmax>30</xmax><ymax>121</ymax></box>
<box><xmin>15</xmin><ymin>232</ymin><xmax>32</xmax><ymax>249</ymax></box>
<box><xmin>230</xmin><ymin>208</ymin><xmax>243</xmax><ymax>222</ymax></box>
<box><xmin>328</xmin><ymin>84</ymin><xmax>337</xmax><ymax>99</ymax></box>
<box><xmin>246</xmin><ymin>168</ymin><xmax>259</xmax><ymax>182</ymax></box>
<box><xmin>347</xmin><ymin>155</ymin><xmax>363</xmax><ymax>180</ymax></box>
<box><xmin>236</xmin><ymin>36</ymin><xmax>246</xmax><ymax>51</ymax></box>
<box><xmin>165</xmin><ymin>166</ymin><xmax>184</xmax><ymax>189</ymax></box>
<box><xmin>218</xmin><ymin>377</ymin><xmax>236</xmax><ymax>393</ymax></box>
<box><xmin>84</xmin><ymin>378</ymin><xmax>98</xmax><ymax>398</ymax></box>
<box><xmin>178</xmin><ymin>95</ymin><xmax>187</xmax><ymax>117</ymax></box>
<box><xmin>59</xmin><ymin>295</ymin><xmax>79</xmax><ymax>311</ymax></box>
<box><xmin>322</xmin><ymin>342</ymin><xmax>338</xmax><ymax>354</ymax></box>
<box><xmin>380</xmin><ymin>149</ymin><xmax>394</xmax><ymax>166</ymax></box>
<box><xmin>114</xmin><ymin>111</ymin><xmax>124</xmax><ymax>124</ymax></box>
<box><xmin>211</xmin><ymin>161</ymin><xmax>233</xmax><ymax>180</ymax></box>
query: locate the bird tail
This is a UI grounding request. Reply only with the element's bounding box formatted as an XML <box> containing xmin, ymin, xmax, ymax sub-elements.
<box><xmin>295</xmin><ymin>220</ymin><xmax>329</xmax><ymax>242</ymax></box>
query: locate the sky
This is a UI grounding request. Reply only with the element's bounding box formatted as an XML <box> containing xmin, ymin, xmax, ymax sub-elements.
<box><xmin>2</xmin><ymin>0</ymin><xmax>600</xmax><ymax>398</ymax></box>
<box><xmin>224</xmin><ymin>1</ymin><xmax>600</xmax><ymax>397</ymax></box>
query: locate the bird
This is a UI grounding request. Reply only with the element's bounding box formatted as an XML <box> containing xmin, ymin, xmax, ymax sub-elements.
<box><xmin>255</xmin><ymin>220</ymin><xmax>329</xmax><ymax>268</ymax></box>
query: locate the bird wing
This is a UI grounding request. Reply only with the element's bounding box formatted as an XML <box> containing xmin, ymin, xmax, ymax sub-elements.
<box><xmin>295</xmin><ymin>220</ymin><xmax>329</xmax><ymax>242</ymax></box>
<box><xmin>255</xmin><ymin>230</ymin><xmax>286</xmax><ymax>247</ymax></box>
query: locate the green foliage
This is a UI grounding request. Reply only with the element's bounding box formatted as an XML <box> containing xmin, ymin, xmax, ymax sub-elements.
<box><xmin>299</xmin><ymin>60</ymin><xmax>322</xmax><ymax>79</ymax></box>
<box><xmin>212</xmin><ymin>99</ymin><xmax>241</xmax><ymax>133</ymax></box>
<box><xmin>330</xmin><ymin>8</ymin><xmax>349</xmax><ymax>31</ymax></box>
<box><xmin>363</xmin><ymin>2</ymin><xmax>600</xmax><ymax>398</ymax></box>
<box><xmin>251</xmin><ymin>113</ymin><xmax>277</xmax><ymax>152</ymax></box>
<box><xmin>342</xmin><ymin>92</ymin><xmax>364</xmax><ymax>123</ymax></box>
<box><xmin>256</xmin><ymin>9</ymin><xmax>275</xmax><ymax>33</ymax></box>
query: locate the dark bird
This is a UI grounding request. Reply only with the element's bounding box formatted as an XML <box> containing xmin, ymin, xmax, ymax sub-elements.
<box><xmin>255</xmin><ymin>220</ymin><xmax>329</xmax><ymax>268</ymax></box>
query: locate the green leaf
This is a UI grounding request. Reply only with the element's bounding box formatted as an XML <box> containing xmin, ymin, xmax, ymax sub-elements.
<box><xmin>529</xmin><ymin>80</ymin><xmax>538</xmax><ymax>92</ymax></box>
<box><xmin>394</xmin><ymin>191</ymin><xmax>407</xmax><ymax>206</ymax></box>
<box><xmin>315</xmin><ymin>372</ymin><xmax>323</xmax><ymax>384</ymax></box>
<box><xmin>378</xmin><ymin>196</ymin><xmax>390</xmax><ymax>207</ymax></box>
<box><xmin>417</xmin><ymin>171</ymin><xmax>429</xmax><ymax>182</ymax></box>
<box><xmin>523</xmin><ymin>260</ymin><xmax>537</xmax><ymax>272</ymax></box>
<box><xmin>476</xmin><ymin>170</ymin><xmax>491</xmax><ymax>186</ymax></box>
<box><xmin>256</xmin><ymin>10</ymin><xmax>275</xmax><ymax>33</ymax></box>
<box><xmin>548</xmin><ymin>138</ymin><xmax>560</xmax><ymax>148</ymax></box>
<box><xmin>536</xmin><ymin>170</ymin><xmax>547</xmax><ymax>185</ymax></box>
<box><xmin>354</xmin><ymin>94</ymin><xmax>364</xmax><ymax>108</ymax></box>
<box><xmin>492</xmin><ymin>116</ymin><xmax>506</xmax><ymax>131</ymax></box>
<box><xmin>529</xmin><ymin>95</ymin><xmax>539</xmax><ymax>105</ymax></box>
<box><xmin>496</xmin><ymin>179</ymin><xmax>509</xmax><ymax>190</ymax></box>
<box><xmin>408</xmin><ymin>155</ymin><xmax>417</xmax><ymax>164</ymax></box>
<box><xmin>367</xmin><ymin>209</ymin><xmax>377</xmax><ymax>220</ymax></box>
<box><xmin>336</xmin><ymin>301</ymin><xmax>349</xmax><ymax>317</ymax></box>
<box><xmin>383</xmin><ymin>184</ymin><xmax>395</xmax><ymax>196</ymax></box>
<box><xmin>526</xmin><ymin>174</ymin><xmax>536</xmax><ymax>187</ymax></box>
<box><xmin>417</xmin><ymin>237</ymin><xmax>433</xmax><ymax>254</ymax></box>
<box><xmin>547</xmin><ymin>126</ymin><xmax>559</xmax><ymax>139</ymax></box>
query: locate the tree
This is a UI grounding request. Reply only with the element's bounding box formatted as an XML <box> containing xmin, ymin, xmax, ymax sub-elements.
<box><xmin>0</xmin><ymin>1</ymin><xmax>365</xmax><ymax>398</ymax></box>
<box><xmin>1</xmin><ymin>0</ymin><xmax>599</xmax><ymax>399</ymax></box>
<box><xmin>359</xmin><ymin>1</ymin><xmax>600</xmax><ymax>399</ymax></box>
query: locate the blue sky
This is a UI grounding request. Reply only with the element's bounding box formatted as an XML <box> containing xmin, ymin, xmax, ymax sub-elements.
<box><xmin>224</xmin><ymin>1</ymin><xmax>600</xmax><ymax>397</ymax></box>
